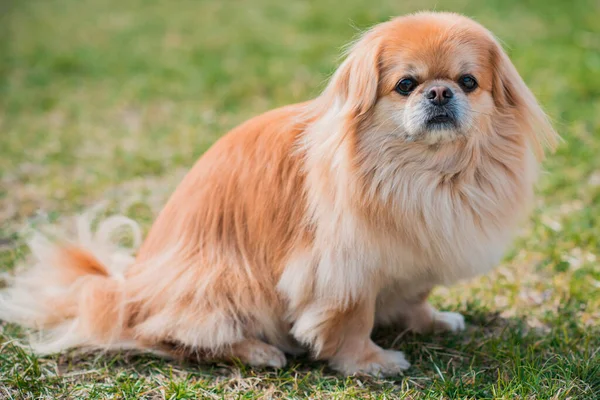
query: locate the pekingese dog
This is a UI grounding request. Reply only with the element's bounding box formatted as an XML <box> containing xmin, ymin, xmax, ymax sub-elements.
<box><xmin>1</xmin><ymin>12</ymin><xmax>558</xmax><ymax>376</ymax></box>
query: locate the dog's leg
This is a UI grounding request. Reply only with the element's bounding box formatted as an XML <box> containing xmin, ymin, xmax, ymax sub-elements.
<box><xmin>403</xmin><ymin>300</ymin><xmax>466</xmax><ymax>333</ymax></box>
<box><xmin>376</xmin><ymin>288</ymin><xmax>466</xmax><ymax>333</ymax></box>
<box><xmin>292</xmin><ymin>296</ymin><xmax>410</xmax><ymax>376</ymax></box>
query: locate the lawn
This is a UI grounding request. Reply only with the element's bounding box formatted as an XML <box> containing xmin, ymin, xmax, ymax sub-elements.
<box><xmin>1</xmin><ymin>0</ymin><xmax>599</xmax><ymax>398</ymax></box>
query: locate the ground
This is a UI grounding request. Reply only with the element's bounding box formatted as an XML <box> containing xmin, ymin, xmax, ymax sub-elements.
<box><xmin>1</xmin><ymin>0</ymin><xmax>599</xmax><ymax>398</ymax></box>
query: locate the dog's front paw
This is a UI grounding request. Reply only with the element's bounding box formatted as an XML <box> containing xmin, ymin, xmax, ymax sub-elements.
<box><xmin>432</xmin><ymin>311</ymin><xmax>466</xmax><ymax>332</ymax></box>
<box><xmin>330</xmin><ymin>345</ymin><xmax>411</xmax><ymax>377</ymax></box>
<box><xmin>360</xmin><ymin>349</ymin><xmax>411</xmax><ymax>377</ymax></box>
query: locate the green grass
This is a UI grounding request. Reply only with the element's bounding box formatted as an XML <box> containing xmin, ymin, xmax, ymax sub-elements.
<box><xmin>1</xmin><ymin>0</ymin><xmax>599</xmax><ymax>398</ymax></box>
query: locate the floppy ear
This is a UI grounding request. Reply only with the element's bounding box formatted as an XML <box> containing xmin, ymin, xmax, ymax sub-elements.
<box><xmin>491</xmin><ymin>42</ymin><xmax>560</xmax><ymax>159</ymax></box>
<box><xmin>314</xmin><ymin>30</ymin><xmax>383</xmax><ymax>134</ymax></box>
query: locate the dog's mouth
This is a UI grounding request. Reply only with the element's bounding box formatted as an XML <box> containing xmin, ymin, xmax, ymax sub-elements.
<box><xmin>426</xmin><ymin>114</ymin><xmax>455</xmax><ymax>126</ymax></box>
<box><xmin>405</xmin><ymin>105</ymin><xmax>465</xmax><ymax>143</ymax></box>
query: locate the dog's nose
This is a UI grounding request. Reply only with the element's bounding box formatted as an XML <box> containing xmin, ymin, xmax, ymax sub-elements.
<box><xmin>425</xmin><ymin>85</ymin><xmax>453</xmax><ymax>106</ymax></box>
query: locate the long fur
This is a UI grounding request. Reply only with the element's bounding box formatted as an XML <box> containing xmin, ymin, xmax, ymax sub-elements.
<box><xmin>0</xmin><ymin>12</ymin><xmax>558</xmax><ymax>375</ymax></box>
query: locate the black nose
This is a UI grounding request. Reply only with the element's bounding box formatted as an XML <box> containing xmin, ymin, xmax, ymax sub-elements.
<box><xmin>425</xmin><ymin>85</ymin><xmax>453</xmax><ymax>106</ymax></box>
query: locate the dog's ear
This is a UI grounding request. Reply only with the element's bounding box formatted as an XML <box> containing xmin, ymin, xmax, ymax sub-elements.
<box><xmin>491</xmin><ymin>41</ymin><xmax>560</xmax><ymax>159</ymax></box>
<box><xmin>316</xmin><ymin>29</ymin><xmax>383</xmax><ymax>133</ymax></box>
<box><xmin>331</xmin><ymin>32</ymin><xmax>383</xmax><ymax>119</ymax></box>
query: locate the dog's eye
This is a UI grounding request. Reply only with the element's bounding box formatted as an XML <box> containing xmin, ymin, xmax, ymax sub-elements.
<box><xmin>458</xmin><ymin>75</ymin><xmax>478</xmax><ymax>92</ymax></box>
<box><xmin>395</xmin><ymin>78</ymin><xmax>418</xmax><ymax>95</ymax></box>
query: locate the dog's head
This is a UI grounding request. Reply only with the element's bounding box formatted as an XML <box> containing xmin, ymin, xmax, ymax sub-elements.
<box><xmin>317</xmin><ymin>12</ymin><xmax>558</xmax><ymax>157</ymax></box>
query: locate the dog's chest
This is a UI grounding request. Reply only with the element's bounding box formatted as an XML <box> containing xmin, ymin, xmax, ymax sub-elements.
<box><xmin>361</xmin><ymin>176</ymin><xmax>533</xmax><ymax>286</ymax></box>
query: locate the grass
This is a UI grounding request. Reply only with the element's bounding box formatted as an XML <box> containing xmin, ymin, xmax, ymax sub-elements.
<box><xmin>1</xmin><ymin>0</ymin><xmax>599</xmax><ymax>398</ymax></box>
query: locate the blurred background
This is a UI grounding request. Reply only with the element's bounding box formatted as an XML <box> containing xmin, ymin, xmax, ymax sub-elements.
<box><xmin>1</xmin><ymin>0</ymin><xmax>599</xmax><ymax>221</ymax></box>
<box><xmin>1</xmin><ymin>0</ymin><xmax>599</xmax><ymax>398</ymax></box>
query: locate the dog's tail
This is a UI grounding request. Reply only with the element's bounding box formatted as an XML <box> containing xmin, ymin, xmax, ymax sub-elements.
<box><xmin>0</xmin><ymin>213</ymin><xmax>141</xmax><ymax>354</ymax></box>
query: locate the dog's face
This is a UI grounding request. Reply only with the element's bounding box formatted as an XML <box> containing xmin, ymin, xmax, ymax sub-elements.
<box><xmin>375</xmin><ymin>21</ymin><xmax>496</xmax><ymax>144</ymax></box>
<box><xmin>321</xmin><ymin>13</ymin><xmax>557</xmax><ymax>155</ymax></box>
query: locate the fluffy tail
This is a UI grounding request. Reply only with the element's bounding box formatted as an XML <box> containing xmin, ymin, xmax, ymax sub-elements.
<box><xmin>0</xmin><ymin>212</ymin><xmax>142</xmax><ymax>354</ymax></box>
